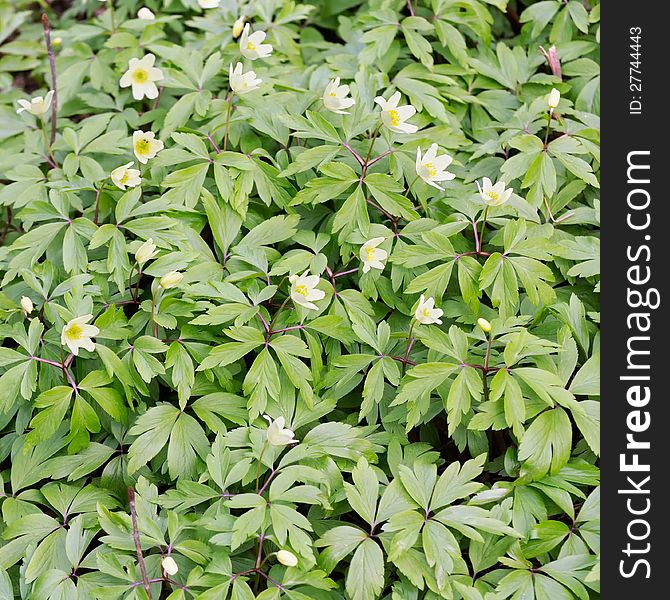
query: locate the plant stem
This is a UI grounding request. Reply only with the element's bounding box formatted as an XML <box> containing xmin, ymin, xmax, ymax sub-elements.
<box><xmin>360</xmin><ymin>125</ymin><xmax>382</xmax><ymax>179</ymax></box>
<box><xmin>41</xmin><ymin>14</ymin><xmax>58</xmax><ymax>146</ymax></box>
<box><xmin>402</xmin><ymin>321</ymin><xmax>416</xmax><ymax>376</ymax></box>
<box><xmin>255</xmin><ymin>443</ymin><xmax>268</xmax><ymax>492</ymax></box>
<box><xmin>93</xmin><ymin>179</ymin><xmax>108</xmax><ymax>225</ymax></box>
<box><xmin>544</xmin><ymin>111</ymin><xmax>552</xmax><ymax>147</ymax></box>
<box><xmin>478</xmin><ymin>206</ymin><xmax>489</xmax><ymax>249</ymax></box>
<box><xmin>223</xmin><ymin>93</ymin><xmax>233</xmax><ymax>151</ymax></box>
<box><xmin>268</xmin><ymin>296</ymin><xmax>290</xmax><ymax>332</ymax></box>
<box><xmin>342</xmin><ymin>142</ymin><xmax>364</xmax><ymax>167</ymax></box>
<box><xmin>128</xmin><ymin>487</ymin><xmax>152</xmax><ymax>599</ymax></box>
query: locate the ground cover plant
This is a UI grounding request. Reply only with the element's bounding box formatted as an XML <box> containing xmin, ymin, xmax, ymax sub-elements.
<box><xmin>0</xmin><ymin>0</ymin><xmax>600</xmax><ymax>598</ymax></box>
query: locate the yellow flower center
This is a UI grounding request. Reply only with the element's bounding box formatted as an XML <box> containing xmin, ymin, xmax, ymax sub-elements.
<box><xmin>135</xmin><ymin>139</ymin><xmax>150</xmax><ymax>154</ymax></box>
<box><xmin>365</xmin><ymin>247</ymin><xmax>376</xmax><ymax>261</ymax></box>
<box><xmin>66</xmin><ymin>323</ymin><xmax>83</xmax><ymax>340</ymax></box>
<box><xmin>246</xmin><ymin>41</ymin><xmax>256</xmax><ymax>51</ymax></box>
<box><xmin>295</xmin><ymin>284</ymin><xmax>309</xmax><ymax>297</ymax></box>
<box><xmin>388</xmin><ymin>109</ymin><xmax>401</xmax><ymax>126</ymax></box>
<box><xmin>132</xmin><ymin>68</ymin><xmax>149</xmax><ymax>84</ymax></box>
<box><xmin>329</xmin><ymin>92</ymin><xmax>337</xmax><ymax>97</ymax></box>
<box><xmin>119</xmin><ymin>171</ymin><xmax>129</xmax><ymax>184</ymax></box>
<box><xmin>424</xmin><ymin>162</ymin><xmax>437</xmax><ymax>177</ymax></box>
<box><xmin>487</xmin><ymin>191</ymin><xmax>499</xmax><ymax>201</ymax></box>
<box><xmin>423</xmin><ymin>308</ymin><xmax>431</xmax><ymax>317</ymax></box>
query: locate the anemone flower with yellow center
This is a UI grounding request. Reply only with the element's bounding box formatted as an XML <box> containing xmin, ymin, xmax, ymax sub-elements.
<box><xmin>119</xmin><ymin>54</ymin><xmax>163</xmax><ymax>101</ymax></box>
<box><xmin>374</xmin><ymin>91</ymin><xmax>418</xmax><ymax>134</ymax></box>
<box><xmin>61</xmin><ymin>314</ymin><xmax>100</xmax><ymax>356</ymax></box>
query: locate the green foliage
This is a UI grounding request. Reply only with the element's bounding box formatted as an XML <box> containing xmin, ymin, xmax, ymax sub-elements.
<box><xmin>0</xmin><ymin>0</ymin><xmax>599</xmax><ymax>598</ymax></box>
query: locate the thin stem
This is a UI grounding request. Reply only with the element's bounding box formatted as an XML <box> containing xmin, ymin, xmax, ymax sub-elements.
<box><xmin>484</xmin><ymin>335</ymin><xmax>493</xmax><ymax>371</ymax></box>
<box><xmin>391</xmin><ymin>355</ymin><xmax>416</xmax><ymax>367</ymax></box>
<box><xmin>366</xmin><ymin>198</ymin><xmax>394</xmax><ymax>222</ymax></box>
<box><xmin>342</xmin><ymin>142</ymin><xmax>365</xmax><ymax>167</ymax></box>
<box><xmin>255</xmin><ymin>443</ymin><xmax>268</xmax><ymax>493</ymax></box>
<box><xmin>367</xmin><ymin>149</ymin><xmax>392</xmax><ymax>168</ymax></box>
<box><xmin>258</xmin><ymin>467</ymin><xmax>276</xmax><ymax>496</ymax></box>
<box><xmin>128</xmin><ymin>487</ymin><xmax>152</xmax><ymax>599</ymax></box>
<box><xmin>472</xmin><ymin>219</ymin><xmax>481</xmax><ymax>253</ymax></box>
<box><xmin>270</xmin><ymin>324</ymin><xmax>304</xmax><ymax>335</ymax></box>
<box><xmin>544</xmin><ymin>111</ymin><xmax>552</xmax><ymax>147</ymax></box>
<box><xmin>255</xmin><ymin>534</ymin><xmax>265</xmax><ymax>569</ymax></box>
<box><xmin>406</xmin><ymin>0</ymin><xmax>415</xmax><ymax>16</ymax></box>
<box><xmin>40</xmin><ymin>119</ymin><xmax>58</xmax><ymax>168</ymax></box>
<box><xmin>478</xmin><ymin>206</ymin><xmax>489</xmax><ymax>249</ymax></box>
<box><xmin>402</xmin><ymin>321</ymin><xmax>416</xmax><ymax>376</ymax></box>
<box><xmin>93</xmin><ymin>180</ymin><xmax>108</xmax><ymax>225</ymax></box>
<box><xmin>360</xmin><ymin>125</ymin><xmax>382</xmax><ymax>179</ymax></box>
<box><xmin>30</xmin><ymin>355</ymin><xmax>62</xmax><ymax>369</ymax></box>
<box><xmin>257</xmin><ymin>312</ymin><xmax>271</xmax><ymax>334</ymax></box>
<box><xmin>41</xmin><ymin>14</ymin><xmax>58</xmax><ymax>146</ymax></box>
<box><xmin>151</xmin><ymin>299</ymin><xmax>158</xmax><ymax>338</ymax></box>
<box><xmin>333</xmin><ymin>268</ymin><xmax>358</xmax><ymax>278</ymax></box>
<box><xmin>206</xmin><ymin>133</ymin><xmax>221</xmax><ymax>154</ymax></box>
<box><xmin>223</xmin><ymin>93</ymin><xmax>233</xmax><ymax>151</ymax></box>
<box><xmin>268</xmin><ymin>296</ymin><xmax>290</xmax><ymax>332</ymax></box>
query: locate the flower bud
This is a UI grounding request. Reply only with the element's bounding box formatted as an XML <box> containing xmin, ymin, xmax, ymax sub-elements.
<box><xmin>276</xmin><ymin>550</ymin><xmax>298</xmax><ymax>567</ymax></box>
<box><xmin>53</xmin><ymin>37</ymin><xmax>62</xmax><ymax>46</ymax></box>
<box><xmin>547</xmin><ymin>88</ymin><xmax>560</xmax><ymax>110</ymax></box>
<box><xmin>135</xmin><ymin>238</ymin><xmax>158</xmax><ymax>265</ymax></box>
<box><xmin>138</xmin><ymin>7</ymin><xmax>156</xmax><ymax>20</ymax></box>
<box><xmin>161</xmin><ymin>556</ymin><xmax>178</xmax><ymax>576</ymax></box>
<box><xmin>232</xmin><ymin>17</ymin><xmax>245</xmax><ymax>38</ymax></box>
<box><xmin>20</xmin><ymin>296</ymin><xmax>34</xmax><ymax>315</ymax></box>
<box><xmin>477</xmin><ymin>318</ymin><xmax>492</xmax><ymax>333</ymax></box>
<box><xmin>160</xmin><ymin>271</ymin><xmax>184</xmax><ymax>289</ymax></box>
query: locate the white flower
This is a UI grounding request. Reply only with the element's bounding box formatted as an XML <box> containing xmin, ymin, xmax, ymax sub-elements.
<box><xmin>264</xmin><ymin>415</ymin><xmax>295</xmax><ymax>446</ymax></box>
<box><xmin>476</xmin><ymin>177</ymin><xmax>513</xmax><ymax>207</ymax></box>
<box><xmin>20</xmin><ymin>296</ymin><xmax>34</xmax><ymax>316</ymax></box>
<box><xmin>240</xmin><ymin>23</ymin><xmax>272</xmax><ymax>60</ymax></box>
<box><xmin>415</xmin><ymin>144</ymin><xmax>455</xmax><ymax>190</ymax></box>
<box><xmin>160</xmin><ymin>271</ymin><xmax>184</xmax><ymax>289</ymax></box>
<box><xmin>414</xmin><ymin>295</ymin><xmax>443</xmax><ymax>325</ymax></box>
<box><xmin>16</xmin><ymin>90</ymin><xmax>54</xmax><ymax>117</ymax></box>
<box><xmin>322</xmin><ymin>78</ymin><xmax>355</xmax><ymax>114</ymax></box>
<box><xmin>359</xmin><ymin>237</ymin><xmax>387</xmax><ymax>274</ymax></box>
<box><xmin>547</xmin><ymin>88</ymin><xmax>560</xmax><ymax>110</ymax></box>
<box><xmin>161</xmin><ymin>556</ymin><xmax>178</xmax><ymax>576</ymax></box>
<box><xmin>111</xmin><ymin>162</ymin><xmax>141</xmax><ymax>190</ymax></box>
<box><xmin>374</xmin><ymin>91</ymin><xmax>418</xmax><ymax>134</ymax></box>
<box><xmin>135</xmin><ymin>238</ymin><xmax>158</xmax><ymax>265</ymax></box>
<box><xmin>133</xmin><ymin>130</ymin><xmax>164</xmax><ymax>164</ymax></box>
<box><xmin>276</xmin><ymin>550</ymin><xmax>298</xmax><ymax>567</ymax></box>
<box><xmin>137</xmin><ymin>7</ymin><xmax>155</xmax><ymax>20</ymax></box>
<box><xmin>119</xmin><ymin>54</ymin><xmax>163</xmax><ymax>101</ymax></box>
<box><xmin>232</xmin><ymin>17</ymin><xmax>245</xmax><ymax>38</ymax></box>
<box><xmin>229</xmin><ymin>62</ymin><xmax>262</xmax><ymax>95</ymax></box>
<box><xmin>198</xmin><ymin>0</ymin><xmax>220</xmax><ymax>7</ymax></box>
<box><xmin>477</xmin><ymin>318</ymin><xmax>492</xmax><ymax>333</ymax></box>
<box><xmin>61</xmin><ymin>315</ymin><xmax>100</xmax><ymax>356</ymax></box>
<box><xmin>289</xmin><ymin>270</ymin><xmax>325</xmax><ymax>311</ymax></box>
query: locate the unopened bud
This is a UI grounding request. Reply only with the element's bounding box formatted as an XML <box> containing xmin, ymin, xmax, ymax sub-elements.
<box><xmin>161</xmin><ymin>556</ymin><xmax>178</xmax><ymax>575</ymax></box>
<box><xmin>159</xmin><ymin>271</ymin><xmax>184</xmax><ymax>289</ymax></box>
<box><xmin>20</xmin><ymin>296</ymin><xmax>34</xmax><ymax>316</ymax></box>
<box><xmin>477</xmin><ymin>318</ymin><xmax>492</xmax><ymax>334</ymax></box>
<box><xmin>547</xmin><ymin>88</ymin><xmax>560</xmax><ymax>110</ymax></box>
<box><xmin>138</xmin><ymin>7</ymin><xmax>156</xmax><ymax>20</ymax></box>
<box><xmin>232</xmin><ymin>17</ymin><xmax>245</xmax><ymax>38</ymax></box>
<box><xmin>276</xmin><ymin>550</ymin><xmax>298</xmax><ymax>567</ymax></box>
